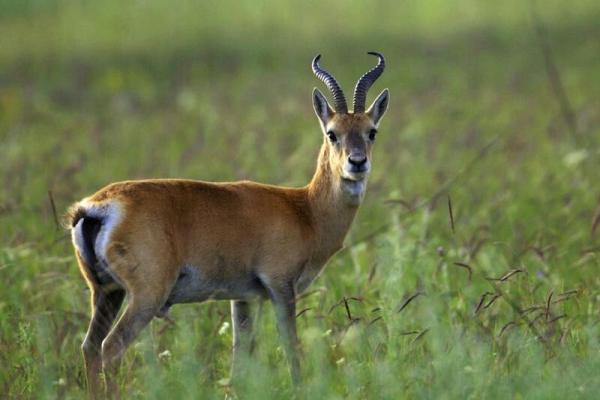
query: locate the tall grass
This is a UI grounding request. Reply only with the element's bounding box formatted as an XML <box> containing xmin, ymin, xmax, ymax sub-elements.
<box><xmin>1</xmin><ymin>0</ymin><xmax>600</xmax><ymax>398</ymax></box>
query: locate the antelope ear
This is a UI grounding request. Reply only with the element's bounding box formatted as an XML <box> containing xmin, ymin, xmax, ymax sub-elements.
<box><xmin>312</xmin><ymin>88</ymin><xmax>335</xmax><ymax>127</ymax></box>
<box><xmin>366</xmin><ymin>89</ymin><xmax>389</xmax><ymax>126</ymax></box>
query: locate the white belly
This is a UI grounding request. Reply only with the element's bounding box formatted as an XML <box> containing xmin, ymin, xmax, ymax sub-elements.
<box><xmin>166</xmin><ymin>265</ymin><xmax>268</xmax><ymax>304</ymax></box>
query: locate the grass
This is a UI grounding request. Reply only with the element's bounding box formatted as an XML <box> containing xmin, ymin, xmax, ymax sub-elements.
<box><xmin>1</xmin><ymin>0</ymin><xmax>600</xmax><ymax>398</ymax></box>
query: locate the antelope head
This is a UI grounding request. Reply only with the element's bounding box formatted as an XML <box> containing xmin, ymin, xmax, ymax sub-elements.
<box><xmin>312</xmin><ymin>52</ymin><xmax>389</xmax><ymax>204</ymax></box>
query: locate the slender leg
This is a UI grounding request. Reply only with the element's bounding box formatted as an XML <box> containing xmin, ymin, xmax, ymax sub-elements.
<box><xmin>268</xmin><ymin>282</ymin><xmax>301</xmax><ymax>384</ymax></box>
<box><xmin>100</xmin><ymin>295</ymin><xmax>163</xmax><ymax>396</ymax></box>
<box><xmin>81</xmin><ymin>288</ymin><xmax>125</xmax><ymax>398</ymax></box>
<box><xmin>254</xmin><ymin>300</ymin><xmax>263</xmax><ymax>345</ymax></box>
<box><xmin>230</xmin><ymin>300</ymin><xmax>254</xmax><ymax>379</ymax></box>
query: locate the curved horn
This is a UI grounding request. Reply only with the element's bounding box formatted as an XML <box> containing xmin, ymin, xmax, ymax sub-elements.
<box><xmin>312</xmin><ymin>54</ymin><xmax>348</xmax><ymax>114</ymax></box>
<box><xmin>352</xmin><ymin>52</ymin><xmax>386</xmax><ymax>113</ymax></box>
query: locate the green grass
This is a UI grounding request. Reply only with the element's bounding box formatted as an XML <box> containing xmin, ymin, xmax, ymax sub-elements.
<box><xmin>1</xmin><ymin>0</ymin><xmax>600</xmax><ymax>398</ymax></box>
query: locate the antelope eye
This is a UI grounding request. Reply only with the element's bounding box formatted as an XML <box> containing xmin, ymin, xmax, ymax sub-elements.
<box><xmin>327</xmin><ymin>130</ymin><xmax>337</xmax><ymax>143</ymax></box>
<box><xmin>368</xmin><ymin>129</ymin><xmax>377</xmax><ymax>141</ymax></box>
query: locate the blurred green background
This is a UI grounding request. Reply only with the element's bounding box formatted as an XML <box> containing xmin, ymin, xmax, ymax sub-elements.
<box><xmin>1</xmin><ymin>0</ymin><xmax>600</xmax><ymax>398</ymax></box>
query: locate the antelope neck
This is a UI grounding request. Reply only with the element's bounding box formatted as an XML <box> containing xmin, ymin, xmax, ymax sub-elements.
<box><xmin>305</xmin><ymin>143</ymin><xmax>362</xmax><ymax>252</ymax></box>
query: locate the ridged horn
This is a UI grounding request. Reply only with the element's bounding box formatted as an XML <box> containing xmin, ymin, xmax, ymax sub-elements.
<box><xmin>312</xmin><ymin>54</ymin><xmax>348</xmax><ymax>114</ymax></box>
<box><xmin>352</xmin><ymin>52</ymin><xmax>385</xmax><ymax>113</ymax></box>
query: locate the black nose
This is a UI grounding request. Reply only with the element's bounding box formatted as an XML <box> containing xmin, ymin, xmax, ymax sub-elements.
<box><xmin>348</xmin><ymin>155</ymin><xmax>367</xmax><ymax>169</ymax></box>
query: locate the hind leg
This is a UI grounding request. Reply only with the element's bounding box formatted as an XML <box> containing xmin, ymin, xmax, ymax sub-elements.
<box><xmin>94</xmin><ymin>229</ymin><xmax>180</xmax><ymax>396</ymax></box>
<box><xmin>100</xmin><ymin>290</ymin><xmax>168</xmax><ymax>396</ymax></box>
<box><xmin>98</xmin><ymin>248</ymin><xmax>179</xmax><ymax>398</ymax></box>
<box><xmin>75</xmin><ymin>251</ymin><xmax>125</xmax><ymax>398</ymax></box>
<box><xmin>82</xmin><ymin>287</ymin><xmax>125</xmax><ymax>398</ymax></box>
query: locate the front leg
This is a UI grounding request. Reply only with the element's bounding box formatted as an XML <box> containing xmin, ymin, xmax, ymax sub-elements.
<box><xmin>267</xmin><ymin>281</ymin><xmax>301</xmax><ymax>384</ymax></box>
<box><xmin>230</xmin><ymin>300</ymin><xmax>256</xmax><ymax>379</ymax></box>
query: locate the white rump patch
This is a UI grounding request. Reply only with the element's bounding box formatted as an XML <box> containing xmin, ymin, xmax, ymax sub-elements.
<box><xmin>78</xmin><ymin>199</ymin><xmax>123</xmax><ymax>262</ymax></box>
<box><xmin>71</xmin><ymin>218</ymin><xmax>87</xmax><ymax>257</ymax></box>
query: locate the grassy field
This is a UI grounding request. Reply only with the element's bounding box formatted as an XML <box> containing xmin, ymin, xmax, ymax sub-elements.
<box><xmin>1</xmin><ymin>0</ymin><xmax>600</xmax><ymax>398</ymax></box>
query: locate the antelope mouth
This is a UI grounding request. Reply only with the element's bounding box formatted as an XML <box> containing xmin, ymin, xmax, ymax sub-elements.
<box><xmin>342</xmin><ymin>171</ymin><xmax>368</xmax><ymax>182</ymax></box>
<box><xmin>341</xmin><ymin>177</ymin><xmax>367</xmax><ymax>198</ymax></box>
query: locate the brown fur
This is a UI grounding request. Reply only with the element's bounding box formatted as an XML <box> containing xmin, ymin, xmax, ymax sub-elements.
<box><xmin>69</xmin><ymin>85</ymin><xmax>389</xmax><ymax>397</ymax></box>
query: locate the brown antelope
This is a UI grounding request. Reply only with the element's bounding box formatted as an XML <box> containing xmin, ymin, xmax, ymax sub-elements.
<box><xmin>67</xmin><ymin>52</ymin><xmax>389</xmax><ymax>394</ymax></box>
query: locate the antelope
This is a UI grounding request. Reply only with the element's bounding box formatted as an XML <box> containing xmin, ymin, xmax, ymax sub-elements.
<box><xmin>66</xmin><ymin>52</ymin><xmax>389</xmax><ymax>395</ymax></box>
